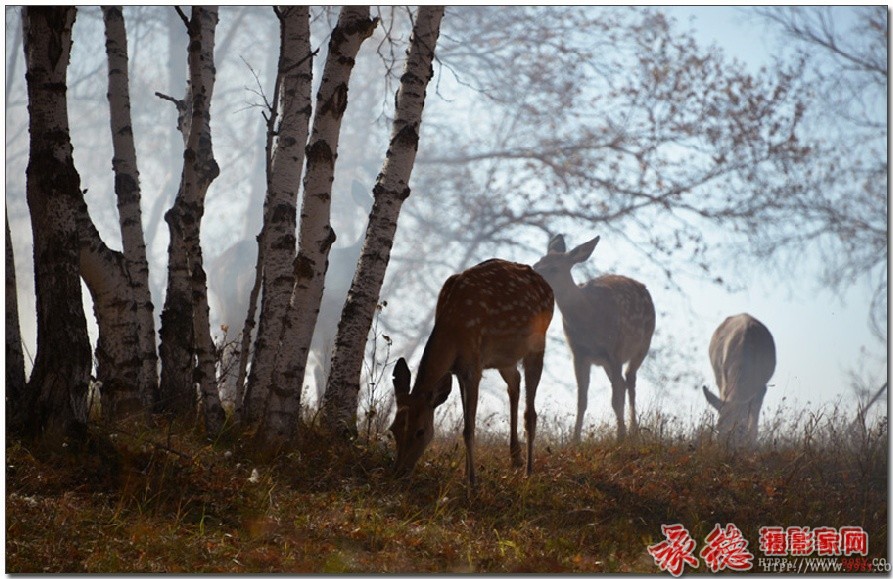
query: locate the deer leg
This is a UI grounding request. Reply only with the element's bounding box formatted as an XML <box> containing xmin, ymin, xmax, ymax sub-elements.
<box><xmin>522</xmin><ymin>351</ymin><xmax>545</xmax><ymax>476</ymax></box>
<box><xmin>624</xmin><ymin>368</ymin><xmax>639</xmax><ymax>437</ymax></box>
<box><xmin>499</xmin><ymin>366</ymin><xmax>524</xmax><ymax>468</ymax></box>
<box><xmin>457</xmin><ymin>367</ymin><xmax>481</xmax><ymax>488</ymax></box>
<box><xmin>625</xmin><ymin>348</ymin><xmax>649</xmax><ymax>437</ymax></box>
<box><xmin>605</xmin><ymin>362</ymin><xmax>627</xmax><ymax>440</ymax></box>
<box><xmin>572</xmin><ymin>356</ymin><xmax>590</xmax><ymax>443</ymax></box>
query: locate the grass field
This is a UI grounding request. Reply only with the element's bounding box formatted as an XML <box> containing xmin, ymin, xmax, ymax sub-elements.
<box><xmin>5</xmin><ymin>405</ymin><xmax>888</xmax><ymax>573</ymax></box>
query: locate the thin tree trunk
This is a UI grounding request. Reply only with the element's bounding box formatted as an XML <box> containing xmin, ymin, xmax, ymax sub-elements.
<box><xmin>158</xmin><ymin>6</ymin><xmax>225</xmax><ymax>435</ymax></box>
<box><xmin>102</xmin><ymin>6</ymin><xmax>159</xmax><ymax>412</ymax></box>
<box><xmin>143</xmin><ymin>7</ymin><xmax>189</xmax><ymax>263</ymax></box>
<box><xmin>75</xmin><ymin>197</ymin><xmax>143</xmax><ymax>421</ymax></box>
<box><xmin>6</xmin><ymin>209</ymin><xmax>27</xmax><ymax>423</ymax></box>
<box><xmin>233</xmin><ymin>231</ymin><xmax>264</xmax><ymax>417</ymax></box>
<box><xmin>321</xmin><ymin>6</ymin><xmax>444</xmax><ymax>436</ymax></box>
<box><xmin>19</xmin><ymin>6</ymin><xmax>93</xmax><ymax>442</ymax></box>
<box><xmin>257</xmin><ymin>6</ymin><xmax>377</xmax><ymax>448</ymax></box>
<box><xmin>241</xmin><ymin>5</ymin><xmax>314</xmax><ymax>424</ymax></box>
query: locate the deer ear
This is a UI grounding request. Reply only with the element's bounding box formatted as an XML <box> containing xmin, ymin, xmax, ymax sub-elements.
<box><xmin>547</xmin><ymin>234</ymin><xmax>566</xmax><ymax>254</ymax></box>
<box><xmin>393</xmin><ymin>358</ymin><xmax>411</xmax><ymax>398</ymax></box>
<box><xmin>702</xmin><ymin>385</ymin><xmax>724</xmax><ymax>411</ymax></box>
<box><xmin>430</xmin><ymin>374</ymin><xmax>452</xmax><ymax>408</ymax></box>
<box><xmin>568</xmin><ymin>235</ymin><xmax>600</xmax><ymax>263</ymax></box>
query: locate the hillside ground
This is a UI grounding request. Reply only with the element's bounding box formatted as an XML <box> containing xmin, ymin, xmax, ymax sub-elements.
<box><xmin>5</xmin><ymin>405</ymin><xmax>888</xmax><ymax>573</ymax></box>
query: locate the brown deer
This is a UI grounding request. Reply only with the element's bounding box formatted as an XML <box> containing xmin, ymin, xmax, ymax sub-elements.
<box><xmin>702</xmin><ymin>313</ymin><xmax>776</xmax><ymax>447</ymax></box>
<box><xmin>390</xmin><ymin>259</ymin><xmax>555</xmax><ymax>487</ymax></box>
<box><xmin>533</xmin><ymin>234</ymin><xmax>655</xmax><ymax>442</ymax></box>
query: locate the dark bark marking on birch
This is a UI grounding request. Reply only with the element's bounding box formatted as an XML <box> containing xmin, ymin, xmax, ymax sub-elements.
<box><xmin>270</xmin><ymin>202</ymin><xmax>296</xmax><ymax>225</ymax></box>
<box><xmin>294</xmin><ymin>253</ymin><xmax>314</xmax><ymax>280</ymax></box>
<box><xmin>392</xmin><ymin>124</ymin><xmax>420</xmax><ymax>150</ymax></box>
<box><xmin>320</xmin><ymin>226</ymin><xmax>337</xmax><ymax>255</ymax></box>
<box><xmin>305</xmin><ymin>139</ymin><xmax>334</xmax><ymax>167</ymax></box>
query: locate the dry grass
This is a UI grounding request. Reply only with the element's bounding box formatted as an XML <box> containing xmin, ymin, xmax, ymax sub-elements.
<box><xmin>6</xmin><ymin>406</ymin><xmax>888</xmax><ymax>573</ymax></box>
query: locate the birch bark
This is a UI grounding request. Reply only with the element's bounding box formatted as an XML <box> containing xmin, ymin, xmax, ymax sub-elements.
<box><xmin>75</xmin><ymin>196</ymin><xmax>142</xmax><ymax>420</ymax></box>
<box><xmin>321</xmin><ymin>7</ymin><xmax>444</xmax><ymax>436</ymax></box>
<box><xmin>102</xmin><ymin>6</ymin><xmax>159</xmax><ymax>411</ymax></box>
<box><xmin>241</xmin><ymin>6</ymin><xmax>314</xmax><ymax>424</ymax></box>
<box><xmin>20</xmin><ymin>6</ymin><xmax>93</xmax><ymax>441</ymax></box>
<box><xmin>158</xmin><ymin>6</ymin><xmax>225</xmax><ymax>434</ymax></box>
<box><xmin>257</xmin><ymin>6</ymin><xmax>377</xmax><ymax>447</ymax></box>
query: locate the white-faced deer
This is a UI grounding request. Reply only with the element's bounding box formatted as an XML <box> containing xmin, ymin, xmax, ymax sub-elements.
<box><xmin>389</xmin><ymin>259</ymin><xmax>554</xmax><ymax>487</ymax></box>
<box><xmin>533</xmin><ymin>234</ymin><xmax>655</xmax><ymax>442</ymax></box>
<box><xmin>702</xmin><ymin>313</ymin><xmax>775</xmax><ymax>448</ymax></box>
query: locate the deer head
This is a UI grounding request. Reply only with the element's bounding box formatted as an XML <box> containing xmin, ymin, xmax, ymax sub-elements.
<box><xmin>389</xmin><ymin>357</ymin><xmax>451</xmax><ymax>476</ymax></box>
<box><xmin>703</xmin><ymin>383</ymin><xmax>767</xmax><ymax>447</ymax></box>
<box><xmin>532</xmin><ymin>235</ymin><xmax>601</xmax><ymax>288</ymax></box>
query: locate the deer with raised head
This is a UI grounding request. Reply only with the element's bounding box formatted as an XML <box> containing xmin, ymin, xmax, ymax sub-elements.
<box><xmin>702</xmin><ymin>313</ymin><xmax>775</xmax><ymax>448</ymax></box>
<box><xmin>389</xmin><ymin>259</ymin><xmax>554</xmax><ymax>487</ymax></box>
<box><xmin>533</xmin><ymin>234</ymin><xmax>655</xmax><ymax>442</ymax></box>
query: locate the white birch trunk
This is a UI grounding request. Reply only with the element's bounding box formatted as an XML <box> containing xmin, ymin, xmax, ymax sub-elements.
<box><xmin>241</xmin><ymin>6</ymin><xmax>313</xmax><ymax>424</ymax></box>
<box><xmin>158</xmin><ymin>6</ymin><xmax>225</xmax><ymax>434</ymax></box>
<box><xmin>102</xmin><ymin>6</ymin><xmax>159</xmax><ymax>411</ymax></box>
<box><xmin>75</xmin><ymin>198</ymin><xmax>143</xmax><ymax>420</ymax></box>
<box><xmin>257</xmin><ymin>6</ymin><xmax>377</xmax><ymax>448</ymax></box>
<box><xmin>20</xmin><ymin>6</ymin><xmax>93</xmax><ymax>441</ymax></box>
<box><xmin>321</xmin><ymin>6</ymin><xmax>444</xmax><ymax>436</ymax></box>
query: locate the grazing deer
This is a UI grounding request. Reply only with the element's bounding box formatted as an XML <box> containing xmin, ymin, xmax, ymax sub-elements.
<box><xmin>389</xmin><ymin>259</ymin><xmax>555</xmax><ymax>487</ymax></box>
<box><xmin>702</xmin><ymin>313</ymin><xmax>775</xmax><ymax>447</ymax></box>
<box><xmin>533</xmin><ymin>234</ymin><xmax>655</xmax><ymax>442</ymax></box>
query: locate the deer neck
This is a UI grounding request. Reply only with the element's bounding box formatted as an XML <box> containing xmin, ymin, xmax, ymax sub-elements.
<box><xmin>412</xmin><ymin>327</ymin><xmax>457</xmax><ymax>398</ymax></box>
<box><xmin>548</xmin><ymin>272</ymin><xmax>588</xmax><ymax>314</ymax></box>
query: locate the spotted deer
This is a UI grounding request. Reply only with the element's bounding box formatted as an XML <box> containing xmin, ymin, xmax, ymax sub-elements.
<box><xmin>533</xmin><ymin>234</ymin><xmax>655</xmax><ymax>442</ymax></box>
<box><xmin>702</xmin><ymin>313</ymin><xmax>776</xmax><ymax>447</ymax></box>
<box><xmin>390</xmin><ymin>259</ymin><xmax>555</xmax><ymax>487</ymax></box>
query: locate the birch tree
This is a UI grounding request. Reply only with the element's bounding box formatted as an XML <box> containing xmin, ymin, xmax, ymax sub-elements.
<box><xmin>255</xmin><ymin>6</ymin><xmax>377</xmax><ymax>447</ymax></box>
<box><xmin>6</xmin><ymin>211</ymin><xmax>26</xmax><ymax>422</ymax></box>
<box><xmin>18</xmin><ymin>6</ymin><xmax>93</xmax><ymax>441</ymax></box>
<box><xmin>102</xmin><ymin>6</ymin><xmax>159</xmax><ymax>410</ymax></box>
<box><xmin>240</xmin><ymin>6</ymin><xmax>314</xmax><ymax>424</ymax></box>
<box><xmin>38</xmin><ymin>6</ymin><xmax>154</xmax><ymax>423</ymax></box>
<box><xmin>157</xmin><ymin>6</ymin><xmax>225</xmax><ymax>434</ymax></box>
<box><xmin>74</xmin><ymin>196</ymin><xmax>143</xmax><ymax>420</ymax></box>
<box><xmin>320</xmin><ymin>6</ymin><xmax>444</xmax><ymax>436</ymax></box>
